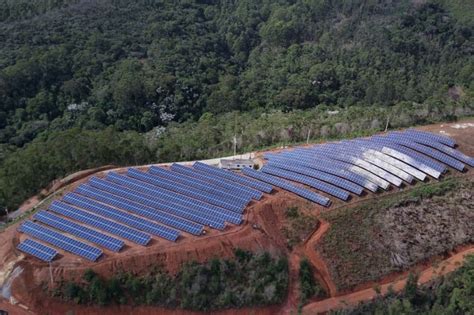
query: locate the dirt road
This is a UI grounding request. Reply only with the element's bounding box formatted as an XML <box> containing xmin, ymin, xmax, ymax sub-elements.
<box><xmin>302</xmin><ymin>246</ymin><xmax>474</xmax><ymax>314</ymax></box>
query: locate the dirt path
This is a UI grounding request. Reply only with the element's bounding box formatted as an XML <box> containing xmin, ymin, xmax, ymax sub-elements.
<box><xmin>302</xmin><ymin>246</ymin><xmax>474</xmax><ymax>314</ymax></box>
<box><xmin>281</xmin><ymin>253</ymin><xmax>301</xmax><ymax>314</ymax></box>
<box><xmin>302</xmin><ymin>221</ymin><xmax>337</xmax><ymax>297</ymax></box>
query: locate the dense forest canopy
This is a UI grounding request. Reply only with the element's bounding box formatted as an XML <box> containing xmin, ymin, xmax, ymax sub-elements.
<box><xmin>0</xmin><ymin>0</ymin><xmax>473</xmax><ymax>213</ymax></box>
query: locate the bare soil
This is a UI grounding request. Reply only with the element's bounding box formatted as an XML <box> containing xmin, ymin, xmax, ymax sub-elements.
<box><xmin>0</xmin><ymin>119</ymin><xmax>473</xmax><ymax>315</ymax></box>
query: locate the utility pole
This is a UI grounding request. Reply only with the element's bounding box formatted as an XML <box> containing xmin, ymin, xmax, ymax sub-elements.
<box><xmin>385</xmin><ymin>115</ymin><xmax>391</xmax><ymax>132</ymax></box>
<box><xmin>306</xmin><ymin>128</ymin><xmax>312</xmax><ymax>144</ymax></box>
<box><xmin>233</xmin><ymin>135</ymin><xmax>237</xmax><ymax>156</ymax></box>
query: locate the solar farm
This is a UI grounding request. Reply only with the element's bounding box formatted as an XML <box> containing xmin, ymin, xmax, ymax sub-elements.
<box><xmin>16</xmin><ymin>129</ymin><xmax>473</xmax><ymax>263</ymax></box>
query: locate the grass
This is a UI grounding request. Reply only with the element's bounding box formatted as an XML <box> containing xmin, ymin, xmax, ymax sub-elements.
<box><xmin>318</xmin><ymin>177</ymin><xmax>469</xmax><ymax>291</ymax></box>
<box><xmin>281</xmin><ymin>207</ymin><xmax>320</xmax><ymax>248</ymax></box>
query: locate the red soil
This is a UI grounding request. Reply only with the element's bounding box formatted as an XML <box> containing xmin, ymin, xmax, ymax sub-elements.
<box><xmin>302</xmin><ymin>246</ymin><xmax>474</xmax><ymax>314</ymax></box>
<box><xmin>1</xmin><ymin>119</ymin><xmax>473</xmax><ymax>315</ymax></box>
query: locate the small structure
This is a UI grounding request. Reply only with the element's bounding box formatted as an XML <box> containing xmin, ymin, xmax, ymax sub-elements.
<box><xmin>219</xmin><ymin>158</ymin><xmax>255</xmax><ymax>170</ymax></box>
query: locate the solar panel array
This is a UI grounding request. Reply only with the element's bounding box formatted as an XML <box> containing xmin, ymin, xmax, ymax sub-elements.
<box><xmin>17</xmin><ymin>239</ymin><xmax>58</xmax><ymax>262</ymax></box>
<box><xmin>19</xmin><ymin>221</ymin><xmax>103</xmax><ymax>261</ymax></box>
<box><xmin>18</xmin><ymin>157</ymin><xmax>276</xmax><ymax>261</ymax></box>
<box><xmin>262</xmin><ymin>166</ymin><xmax>350</xmax><ymax>200</ymax></box>
<box><xmin>74</xmin><ymin>184</ymin><xmax>203</xmax><ymax>235</ymax></box>
<box><xmin>242</xmin><ymin>167</ymin><xmax>331</xmax><ymax>206</ymax></box>
<box><xmin>263</xmin><ymin>130</ymin><xmax>471</xmax><ymax>207</ymax></box>
<box><xmin>50</xmin><ymin>200</ymin><xmax>152</xmax><ymax>245</ymax></box>
<box><xmin>34</xmin><ymin>210</ymin><xmax>124</xmax><ymax>252</ymax></box>
<box><xmin>17</xmin><ymin>129</ymin><xmax>471</xmax><ymax>262</ymax></box>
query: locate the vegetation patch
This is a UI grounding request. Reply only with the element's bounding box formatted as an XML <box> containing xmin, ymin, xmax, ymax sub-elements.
<box><xmin>319</xmin><ymin>178</ymin><xmax>473</xmax><ymax>291</ymax></box>
<box><xmin>2</xmin><ymin>0</ymin><xmax>474</xmax><ymax>217</ymax></box>
<box><xmin>52</xmin><ymin>249</ymin><xmax>288</xmax><ymax>311</ymax></box>
<box><xmin>282</xmin><ymin>206</ymin><xmax>320</xmax><ymax>248</ymax></box>
<box><xmin>332</xmin><ymin>254</ymin><xmax>474</xmax><ymax>314</ymax></box>
<box><xmin>299</xmin><ymin>258</ymin><xmax>326</xmax><ymax>304</ymax></box>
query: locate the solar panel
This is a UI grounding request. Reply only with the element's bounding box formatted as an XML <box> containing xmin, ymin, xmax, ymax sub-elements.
<box><xmin>88</xmin><ymin>177</ymin><xmax>226</xmax><ymax>230</ymax></box>
<box><xmin>49</xmin><ymin>200</ymin><xmax>151</xmax><ymax>245</ymax></box>
<box><xmin>105</xmin><ymin>173</ymin><xmax>242</xmax><ymax>225</ymax></box>
<box><xmin>405</xmin><ymin>129</ymin><xmax>456</xmax><ymax>147</ymax></box>
<box><xmin>267</xmin><ymin>161</ymin><xmax>364</xmax><ymax>195</ymax></box>
<box><xmin>262</xmin><ymin>166</ymin><xmax>350</xmax><ymax>200</ymax></box>
<box><xmin>383</xmin><ymin>134</ymin><xmax>465</xmax><ymax>171</ymax></box>
<box><xmin>127</xmin><ymin>168</ymin><xmax>245</xmax><ymax>213</ymax></box>
<box><xmin>147</xmin><ymin>166</ymin><xmax>251</xmax><ymax>205</ymax></box>
<box><xmin>305</xmin><ymin>154</ymin><xmax>389</xmax><ymax>189</ymax></box>
<box><xmin>170</xmin><ymin>164</ymin><xmax>262</xmax><ymax>200</ymax></box>
<box><xmin>62</xmin><ymin>194</ymin><xmax>179</xmax><ymax>242</ymax></box>
<box><xmin>309</xmin><ymin>149</ymin><xmax>397</xmax><ymax>188</ymax></box>
<box><xmin>322</xmin><ymin>141</ymin><xmax>416</xmax><ymax>183</ymax></box>
<box><xmin>361</xmin><ymin>153</ymin><xmax>414</xmax><ymax>183</ymax></box>
<box><xmin>392</xmin><ymin>132</ymin><xmax>474</xmax><ymax>167</ymax></box>
<box><xmin>369</xmin><ymin>138</ymin><xmax>447</xmax><ymax>174</ymax></box>
<box><xmin>340</xmin><ymin>138</ymin><xmax>438</xmax><ymax>181</ymax></box>
<box><xmin>17</xmin><ymin>239</ymin><xmax>58</xmax><ymax>262</ymax></box>
<box><xmin>19</xmin><ymin>221</ymin><xmax>102</xmax><ymax>261</ymax></box>
<box><xmin>34</xmin><ymin>210</ymin><xmax>124</xmax><ymax>252</ymax></box>
<box><xmin>242</xmin><ymin>168</ymin><xmax>330</xmax><ymax>206</ymax></box>
<box><xmin>266</xmin><ymin>153</ymin><xmax>379</xmax><ymax>192</ymax></box>
<box><xmin>75</xmin><ymin>184</ymin><xmax>203</xmax><ymax>235</ymax></box>
<box><xmin>193</xmin><ymin>162</ymin><xmax>273</xmax><ymax>193</ymax></box>
<box><xmin>381</xmin><ymin>147</ymin><xmax>441</xmax><ymax>179</ymax></box>
<box><xmin>362</xmin><ymin>149</ymin><xmax>426</xmax><ymax>181</ymax></box>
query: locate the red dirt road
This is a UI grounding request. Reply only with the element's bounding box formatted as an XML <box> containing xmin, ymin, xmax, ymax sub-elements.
<box><xmin>1</xmin><ymin>119</ymin><xmax>473</xmax><ymax>315</ymax></box>
<box><xmin>302</xmin><ymin>220</ymin><xmax>337</xmax><ymax>297</ymax></box>
<box><xmin>302</xmin><ymin>246</ymin><xmax>474</xmax><ymax>314</ymax></box>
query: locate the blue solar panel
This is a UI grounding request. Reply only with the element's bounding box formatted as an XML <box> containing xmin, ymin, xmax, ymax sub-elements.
<box><xmin>88</xmin><ymin>177</ymin><xmax>226</xmax><ymax>230</ymax></box>
<box><xmin>105</xmin><ymin>173</ymin><xmax>242</xmax><ymax>225</ymax></box>
<box><xmin>170</xmin><ymin>164</ymin><xmax>262</xmax><ymax>200</ymax></box>
<box><xmin>369</xmin><ymin>137</ymin><xmax>447</xmax><ymax>174</ymax></box>
<box><xmin>262</xmin><ymin>166</ymin><xmax>350</xmax><ymax>200</ymax></box>
<box><xmin>49</xmin><ymin>200</ymin><xmax>151</xmax><ymax>245</ymax></box>
<box><xmin>301</xmin><ymin>148</ymin><xmax>394</xmax><ymax>188</ymax></box>
<box><xmin>392</xmin><ymin>132</ymin><xmax>474</xmax><ymax>167</ymax></box>
<box><xmin>17</xmin><ymin>239</ymin><xmax>58</xmax><ymax>262</ymax></box>
<box><xmin>266</xmin><ymin>154</ymin><xmax>378</xmax><ymax>192</ymax></box>
<box><xmin>34</xmin><ymin>210</ymin><xmax>124</xmax><ymax>252</ymax></box>
<box><xmin>286</xmin><ymin>150</ymin><xmax>390</xmax><ymax>190</ymax></box>
<box><xmin>19</xmin><ymin>221</ymin><xmax>102</xmax><ymax>261</ymax></box>
<box><xmin>193</xmin><ymin>162</ymin><xmax>273</xmax><ymax>193</ymax></box>
<box><xmin>406</xmin><ymin>129</ymin><xmax>456</xmax><ymax>147</ymax></box>
<box><xmin>384</xmin><ymin>134</ymin><xmax>465</xmax><ymax>171</ymax></box>
<box><xmin>148</xmin><ymin>166</ymin><xmax>251</xmax><ymax>205</ymax></box>
<box><xmin>242</xmin><ymin>168</ymin><xmax>330</xmax><ymax>206</ymax></box>
<box><xmin>127</xmin><ymin>168</ymin><xmax>245</xmax><ymax>213</ymax></box>
<box><xmin>267</xmin><ymin>161</ymin><xmax>364</xmax><ymax>195</ymax></box>
<box><xmin>341</xmin><ymin>140</ymin><xmax>427</xmax><ymax>181</ymax></box>
<box><xmin>316</xmin><ymin>144</ymin><xmax>414</xmax><ymax>184</ymax></box>
<box><xmin>75</xmin><ymin>184</ymin><xmax>203</xmax><ymax>235</ymax></box>
<box><xmin>62</xmin><ymin>194</ymin><xmax>179</xmax><ymax>242</ymax></box>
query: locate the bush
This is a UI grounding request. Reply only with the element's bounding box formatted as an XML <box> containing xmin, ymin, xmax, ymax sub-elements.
<box><xmin>55</xmin><ymin>249</ymin><xmax>289</xmax><ymax>311</ymax></box>
<box><xmin>299</xmin><ymin>258</ymin><xmax>326</xmax><ymax>303</ymax></box>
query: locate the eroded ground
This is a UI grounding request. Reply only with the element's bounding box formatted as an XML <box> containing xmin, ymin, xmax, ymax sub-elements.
<box><xmin>0</xmin><ymin>119</ymin><xmax>473</xmax><ymax>314</ymax></box>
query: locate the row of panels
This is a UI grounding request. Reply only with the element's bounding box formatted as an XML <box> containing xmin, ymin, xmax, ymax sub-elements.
<box><xmin>19</xmin><ymin>130</ymin><xmax>470</xmax><ymax>262</ymax></box>
<box><xmin>261</xmin><ymin>130</ymin><xmax>472</xmax><ymax>205</ymax></box>
<box><xmin>18</xmin><ymin>163</ymin><xmax>274</xmax><ymax>262</ymax></box>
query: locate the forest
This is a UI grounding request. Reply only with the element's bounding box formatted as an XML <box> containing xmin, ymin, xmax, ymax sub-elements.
<box><xmin>54</xmin><ymin>249</ymin><xmax>288</xmax><ymax>311</ymax></box>
<box><xmin>0</xmin><ymin>0</ymin><xmax>473</xmax><ymax>214</ymax></box>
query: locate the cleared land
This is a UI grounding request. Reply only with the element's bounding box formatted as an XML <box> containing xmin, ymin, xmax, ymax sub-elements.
<box><xmin>0</xmin><ymin>120</ymin><xmax>473</xmax><ymax>315</ymax></box>
<box><xmin>318</xmin><ymin>177</ymin><xmax>473</xmax><ymax>292</ymax></box>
